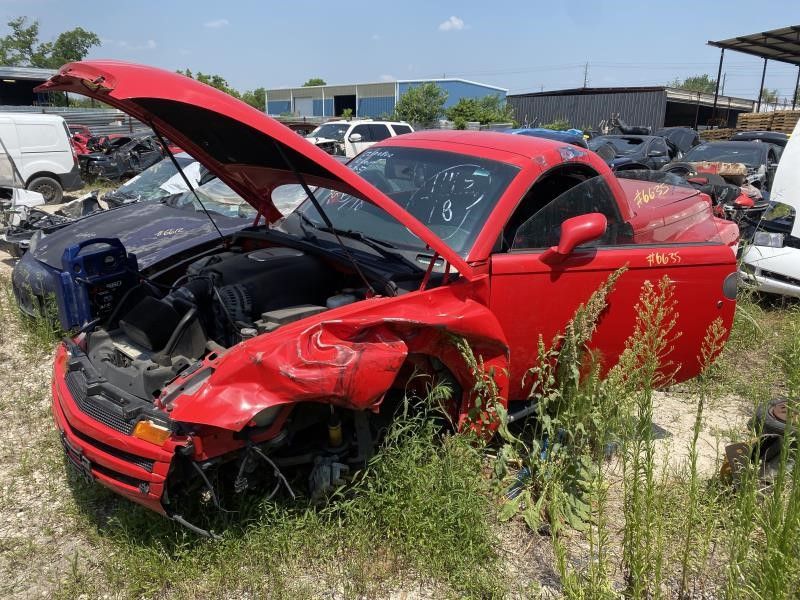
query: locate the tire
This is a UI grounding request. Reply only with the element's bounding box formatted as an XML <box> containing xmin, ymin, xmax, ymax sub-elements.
<box><xmin>27</xmin><ymin>176</ymin><xmax>63</xmax><ymax>204</ymax></box>
<box><xmin>750</xmin><ymin>398</ymin><xmax>795</xmax><ymax>437</ymax></box>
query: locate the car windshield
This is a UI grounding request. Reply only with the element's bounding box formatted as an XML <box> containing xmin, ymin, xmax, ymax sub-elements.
<box><xmin>109</xmin><ymin>158</ymin><xmax>190</xmax><ymax>202</ymax></box>
<box><xmin>682</xmin><ymin>144</ymin><xmax>762</xmax><ymax>166</ymax></box>
<box><xmin>309</xmin><ymin>123</ymin><xmax>349</xmax><ymax>142</ymax></box>
<box><xmin>171</xmin><ymin>178</ymin><xmax>257</xmax><ymax>219</ymax></box>
<box><xmin>588</xmin><ymin>136</ymin><xmax>645</xmax><ymax>156</ymax></box>
<box><xmin>295</xmin><ymin>146</ymin><xmax>519</xmax><ymax>256</ymax></box>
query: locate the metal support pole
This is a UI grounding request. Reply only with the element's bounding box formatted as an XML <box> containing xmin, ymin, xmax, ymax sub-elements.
<box><xmin>793</xmin><ymin>66</ymin><xmax>800</xmax><ymax>111</ymax></box>
<box><xmin>694</xmin><ymin>92</ymin><xmax>701</xmax><ymax>129</ymax></box>
<box><xmin>711</xmin><ymin>48</ymin><xmax>724</xmax><ymax>121</ymax></box>
<box><xmin>757</xmin><ymin>58</ymin><xmax>767</xmax><ymax>112</ymax></box>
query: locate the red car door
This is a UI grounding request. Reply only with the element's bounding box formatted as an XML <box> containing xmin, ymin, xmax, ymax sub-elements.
<box><xmin>489</xmin><ymin>172</ymin><xmax>737</xmax><ymax>399</ymax></box>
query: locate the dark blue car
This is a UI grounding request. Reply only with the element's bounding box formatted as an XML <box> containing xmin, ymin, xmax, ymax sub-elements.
<box><xmin>12</xmin><ymin>178</ymin><xmax>264</xmax><ymax>329</ymax></box>
<box><xmin>507</xmin><ymin>128</ymin><xmax>588</xmax><ymax>148</ymax></box>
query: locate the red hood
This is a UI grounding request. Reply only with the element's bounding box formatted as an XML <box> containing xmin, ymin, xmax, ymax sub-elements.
<box><xmin>36</xmin><ymin>60</ymin><xmax>473</xmax><ymax>279</ymax></box>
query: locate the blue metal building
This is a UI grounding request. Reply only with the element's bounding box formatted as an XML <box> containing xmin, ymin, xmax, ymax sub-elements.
<box><xmin>265</xmin><ymin>78</ymin><xmax>507</xmax><ymax>118</ymax></box>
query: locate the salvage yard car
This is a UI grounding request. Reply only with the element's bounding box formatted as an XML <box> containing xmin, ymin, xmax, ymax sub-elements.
<box><xmin>664</xmin><ymin>141</ymin><xmax>779</xmax><ymax>195</ymax></box>
<box><xmin>79</xmin><ymin>134</ymin><xmax>165</xmax><ymax>180</ymax></box>
<box><xmin>38</xmin><ymin>62</ymin><xmax>738</xmax><ymax>533</ymax></box>
<box><xmin>588</xmin><ymin>134</ymin><xmax>678</xmax><ymax>171</ymax></box>
<box><xmin>12</xmin><ymin>174</ymin><xmax>257</xmax><ymax>329</ymax></box>
<box><xmin>2</xmin><ymin>154</ymin><xmax>203</xmax><ymax>257</ymax></box>
<box><xmin>306</xmin><ymin>119</ymin><xmax>413</xmax><ymax>158</ymax></box>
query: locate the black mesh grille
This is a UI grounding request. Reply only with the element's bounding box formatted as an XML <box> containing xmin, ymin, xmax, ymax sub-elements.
<box><xmin>66</xmin><ymin>370</ymin><xmax>135</xmax><ymax>435</ymax></box>
<box><xmin>70</xmin><ymin>426</ymin><xmax>154</xmax><ymax>472</ymax></box>
<box><xmin>760</xmin><ymin>268</ymin><xmax>800</xmax><ymax>287</ymax></box>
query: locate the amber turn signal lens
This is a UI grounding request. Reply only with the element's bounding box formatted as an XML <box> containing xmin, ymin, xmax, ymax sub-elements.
<box><xmin>132</xmin><ymin>420</ymin><xmax>171</xmax><ymax>445</ymax></box>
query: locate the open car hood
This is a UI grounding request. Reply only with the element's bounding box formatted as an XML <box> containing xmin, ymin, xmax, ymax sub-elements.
<box><xmin>36</xmin><ymin>61</ymin><xmax>473</xmax><ymax>279</ymax></box>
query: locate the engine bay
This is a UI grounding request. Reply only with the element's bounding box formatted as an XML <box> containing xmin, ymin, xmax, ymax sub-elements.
<box><xmin>85</xmin><ymin>243</ymin><xmax>374</xmax><ymax>400</ymax></box>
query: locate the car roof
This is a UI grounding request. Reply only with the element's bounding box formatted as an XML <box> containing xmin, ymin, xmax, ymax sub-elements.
<box><xmin>595</xmin><ymin>134</ymin><xmax>655</xmax><ymax>141</ymax></box>
<box><xmin>696</xmin><ymin>140</ymin><xmax>767</xmax><ymax>149</ymax></box>
<box><xmin>383</xmin><ymin>129</ymin><xmax>596</xmax><ymax>165</ymax></box>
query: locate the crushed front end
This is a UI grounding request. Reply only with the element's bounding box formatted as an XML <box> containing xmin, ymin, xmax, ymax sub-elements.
<box><xmin>52</xmin><ymin>340</ymin><xmax>181</xmax><ymax>514</ymax></box>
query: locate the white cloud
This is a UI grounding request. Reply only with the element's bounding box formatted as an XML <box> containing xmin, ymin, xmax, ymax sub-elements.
<box><xmin>107</xmin><ymin>39</ymin><xmax>157</xmax><ymax>50</ymax></box>
<box><xmin>438</xmin><ymin>16</ymin><xmax>465</xmax><ymax>32</ymax></box>
<box><xmin>371</xmin><ymin>33</ymin><xmax>380</xmax><ymax>41</ymax></box>
<box><xmin>379</xmin><ymin>74</ymin><xmax>395</xmax><ymax>82</ymax></box>
<box><xmin>204</xmin><ymin>18</ymin><xmax>229</xmax><ymax>29</ymax></box>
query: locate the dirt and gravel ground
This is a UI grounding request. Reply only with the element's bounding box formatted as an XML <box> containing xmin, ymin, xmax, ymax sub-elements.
<box><xmin>0</xmin><ymin>246</ymin><xmax>761</xmax><ymax>598</ymax></box>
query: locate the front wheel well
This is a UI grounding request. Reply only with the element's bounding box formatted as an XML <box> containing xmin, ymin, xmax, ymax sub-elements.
<box><xmin>25</xmin><ymin>171</ymin><xmax>61</xmax><ymax>187</ymax></box>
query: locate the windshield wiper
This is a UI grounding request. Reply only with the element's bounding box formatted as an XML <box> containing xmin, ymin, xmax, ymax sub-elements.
<box><xmin>318</xmin><ymin>225</ymin><xmax>406</xmax><ymax>261</ymax></box>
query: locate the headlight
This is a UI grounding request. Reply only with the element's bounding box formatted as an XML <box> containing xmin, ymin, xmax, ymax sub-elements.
<box><xmin>753</xmin><ymin>231</ymin><xmax>785</xmax><ymax>248</ymax></box>
<box><xmin>132</xmin><ymin>419</ymin><xmax>172</xmax><ymax>445</ymax></box>
<box><xmin>27</xmin><ymin>230</ymin><xmax>43</xmax><ymax>253</ymax></box>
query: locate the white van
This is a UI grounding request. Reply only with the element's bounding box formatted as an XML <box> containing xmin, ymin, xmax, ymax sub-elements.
<box><xmin>0</xmin><ymin>113</ymin><xmax>82</xmax><ymax>204</ymax></box>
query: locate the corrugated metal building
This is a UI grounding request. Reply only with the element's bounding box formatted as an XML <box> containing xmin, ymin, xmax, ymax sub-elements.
<box><xmin>0</xmin><ymin>105</ymin><xmax>150</xmax><ymax>136</ymax></box>
<box><xmin>508</xmin><ymin>87</ymin><xmax>755</xmax><ymax>131</ymax></box>
<box><xmin>266</xmin><ymin>78</ymin><xmax>507</xmax><ymax>118</ymax></box>
<box><xmin>0</xmin><ymin>66</ymin><xmax>58</xmax><ymax>105</ymax></box>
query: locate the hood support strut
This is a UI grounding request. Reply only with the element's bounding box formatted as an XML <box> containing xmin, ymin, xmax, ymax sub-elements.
<box><xmin>151</xmin><ymin>128</ymin><xmax>226</xmax><ymax>244</ymax></box>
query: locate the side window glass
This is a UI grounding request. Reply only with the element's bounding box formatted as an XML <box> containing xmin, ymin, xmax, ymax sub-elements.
<box><xmin>391</xmin><ymin>124</ymin><xmax>412</xmax><ymax>136</ymax></box>
<box><xmin>351</xmin><ymin>125</ymin><xmax>371</xmax><ymax>142</ymax></box>
<box><xmin>512</xmin><ymin>176</ymin><xmax>623</xmax><ymax>249</ymax></box>
<box><xmin>369</xmin><ymin>124</ymin><xmax>392</xmax><ymax>141</ymax></box>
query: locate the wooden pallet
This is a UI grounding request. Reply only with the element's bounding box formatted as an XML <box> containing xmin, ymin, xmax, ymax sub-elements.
<box><xmin>771</xmin><ymin>111</ymin><xmax>800</xmax><ymax>134</ymax></box>
<box><xmin>737</xmin><ymin>112</ymin><xmax>774</xmax><ymax>131</ymax></box>
<box><xmin>700</xmin><ymin>128</ymin><xmax>735</xmax><ymax>141</ymax></box>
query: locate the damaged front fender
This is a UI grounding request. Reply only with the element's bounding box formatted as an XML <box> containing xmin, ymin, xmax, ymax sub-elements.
<box><xmin>163</xmin><ymin>285</ymin><xmax>510</xmax><ymax>432</ymax></box>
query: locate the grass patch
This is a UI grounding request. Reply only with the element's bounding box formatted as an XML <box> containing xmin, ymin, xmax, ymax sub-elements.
<box><xmin>69</xmin><ymin>405</ymin><xmax>502</xmax><ymax>599</ymax></box>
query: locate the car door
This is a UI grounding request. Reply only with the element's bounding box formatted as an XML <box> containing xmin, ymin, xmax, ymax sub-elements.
<box><xmin>346</xmin><ymin>124</ymin><xmax>373</xmax><ymax>157</ymax></box>
<box><xmin>489</xmin><ymin>167</ymin><xmax>737</xmax><ymax>399</ymax></box>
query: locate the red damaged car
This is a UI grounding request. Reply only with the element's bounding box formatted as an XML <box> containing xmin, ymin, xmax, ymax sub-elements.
<box><xmin>40</xmin><ymin>62</ymin><xmax>739</xmax><ymax>532</ymax></box>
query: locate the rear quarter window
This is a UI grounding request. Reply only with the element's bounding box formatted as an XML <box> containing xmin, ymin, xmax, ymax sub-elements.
<box><xmin>391</xmin><ymin>124</ymin><xmax>412</xmax><ymax>136</ymax></box>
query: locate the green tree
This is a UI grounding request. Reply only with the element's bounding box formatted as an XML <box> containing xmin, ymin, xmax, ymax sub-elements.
<box><xmin>668</xmin><ymin>74</ymin><xmax>716</xmax><ymax>93</ymax></box>
<box><xmin>302</xmin><ymin>77</ymin><xmax>326</xmax><ymax>87</ymax></box>
<box><xmin>178</xmin><ymin>68</ymin><xmax>266</xmax><ymax>110</ymax></box>
<box><xmin>240</xmin><ymin>87</ymin><xmax>266</xmax><ymax>110</ymax></box>
<box><xmin>445</xmin><ymin>95</ymin><xmax>515</xmax><ymax>129</ymax></box>
<box><xmin>761</xmin><ymin>87</ymin><xmax>779</xmax><ymax>104</ymax></box>
<box><xmin>0</xmin><ymin>16</ymin><xmax>99</xmax><ymax>68</ymax></box>
<box><xmin>392</xmin><ymin>82</ymin><xmax>447</xmax><ymax>126</ymax></box>
<box><xmin>177</xmin><ymin>68</ymin><xmax>241</xmax><ymax>98</ymax></box>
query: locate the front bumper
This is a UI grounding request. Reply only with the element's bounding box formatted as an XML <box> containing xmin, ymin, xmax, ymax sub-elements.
<box><xmin>51</xmin><ymin>343</ymin><xmax>177</xmax><ymax>514</ymax></box>
<box><xmin>739</xmin><ymin>267</ymin><xmax>800</xmax><ymax>299</ymax></box>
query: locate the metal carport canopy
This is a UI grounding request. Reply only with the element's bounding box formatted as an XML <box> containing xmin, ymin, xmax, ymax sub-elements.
<box><xmin>708</xmin><ymin>26</ymin><xmax>800</xmax><ymax>111</ymax></box>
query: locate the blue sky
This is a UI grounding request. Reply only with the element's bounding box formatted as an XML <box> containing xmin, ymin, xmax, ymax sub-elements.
<box><xmin>8</xmin><ymin>0</ymin><xmax>800</xmax><ymax>101</ymax></box>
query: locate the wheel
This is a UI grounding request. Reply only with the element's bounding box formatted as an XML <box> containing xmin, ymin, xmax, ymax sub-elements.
<box><xmin>750</xmin><ymin>397</ymin><xmax>795</xmax><ymax>436</ymax></box>
<box><xmin>27</xmin><ymin>176</ymin><xmax>63</xmax><ymax>204</ymax></box>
